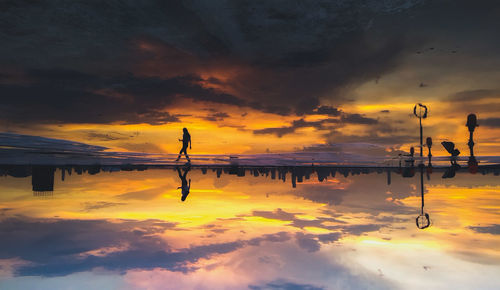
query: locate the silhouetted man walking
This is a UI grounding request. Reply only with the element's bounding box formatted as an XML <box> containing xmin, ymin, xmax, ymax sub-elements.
<box><xmin>176</xmin><ymin>128</ymin><xmax>191</xmax><ymax>162</ymax></box>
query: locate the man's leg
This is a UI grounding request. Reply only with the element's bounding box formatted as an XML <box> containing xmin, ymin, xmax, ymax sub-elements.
<box><xmin>176</xmin><ymin>148</ymin><xmax>183</xmax><ymax>161</ymax></box>
<box><xmin>183</xmin><ymin>147</ymin><xmax>190</xmax><ymax>162</ymax></box>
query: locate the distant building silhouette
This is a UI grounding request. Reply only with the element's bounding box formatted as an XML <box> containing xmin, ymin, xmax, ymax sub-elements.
<box><xmin>32</xmin><ymin>166</ymin><xmax>55</xmax><ymax>194</ymax></box>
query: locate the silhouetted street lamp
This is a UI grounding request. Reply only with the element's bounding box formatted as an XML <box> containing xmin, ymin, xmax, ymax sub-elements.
<box><xmin>413</xmin><ymin>103</ymin><xmax>428</xmax><ymax>158</ymax></box>
<box><xmin>466</xmin><ymin>113</ymin><xmax>479</xmax><ymax>173</ymax></box>
<box><xmin>466</xmin><ymin>113</ymin><xmax>478</xmax><ymax>156</ymax></box>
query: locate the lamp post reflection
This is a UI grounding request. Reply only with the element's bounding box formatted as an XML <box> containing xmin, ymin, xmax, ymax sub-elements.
<box><xmin>416</xmin><ymin>165</ymin><xmax>431</xmax><ymax>229</ymax></box>
<box><xmin>426</xmin><ymin>137</ymin><xmax>433</xmax><ymax>178</ymax></box>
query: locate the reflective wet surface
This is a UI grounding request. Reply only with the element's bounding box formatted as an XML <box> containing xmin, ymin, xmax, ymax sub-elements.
<box><xmin>0</xmin><ymin>166</ymin><xmax>499</xmax><ymax>289</ymax></box>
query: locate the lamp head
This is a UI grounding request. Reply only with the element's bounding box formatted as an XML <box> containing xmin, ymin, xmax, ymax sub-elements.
<box><xmin>466</xmin><ymin>114</ymin><xmax>478</xmax><ymax>132</ymax></box>
<box><xmin>426</xmin><ymin>137</ymin><xmax>432</xmax><ymax>147</ymax></box>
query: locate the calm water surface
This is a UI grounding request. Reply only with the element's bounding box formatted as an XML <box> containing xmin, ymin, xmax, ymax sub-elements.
<box><xmin>0</xmin><ymin>166</ymin><xmax>499</xmax><ymax>289</ymax></box>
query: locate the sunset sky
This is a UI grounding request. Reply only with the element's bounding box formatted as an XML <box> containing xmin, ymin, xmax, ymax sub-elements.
<box><xmin>1</xmin><ymin>0</ymin><xmax>499</xmax><ymax>156</ymax></box>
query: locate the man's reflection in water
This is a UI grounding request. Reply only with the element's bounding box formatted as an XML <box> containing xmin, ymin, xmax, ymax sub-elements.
<box><xmin>176</xmin><ymin>166</ymin><xmax>191</xmax><ymax>202</ymax></box>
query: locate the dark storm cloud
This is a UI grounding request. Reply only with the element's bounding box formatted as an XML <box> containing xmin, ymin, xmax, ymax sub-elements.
<box><xmin>203</xmin><ymin>112</ymin><xmax>230</xmax><ymax>122</ymax></box>
<box><xmin>374</xmin><ymin>215</ymin><xmax>409</xmax><ymax>223</ymax></box>
<box><xmin>481</xmin><ymin>118</ymin><xmax>500</xmax><ymax>128</ymax></box>
<box><xmin>86</xmin><ymin>131</ymin><xmax>138</xmax><ymax>141</ymax></box>
<box><xmin>252</xmin><ymin>208</ymin><xmax>298</xmax><ymax>221</ymax></box>
<box><xmin>0</xmin><ymin>0</ymin><xmax>428</xmax><ymax>123</ymax></box>
<box><xmin>2</xmin><ymin>0</ymin><xmax>497</xmax><ymax>124</ymax></box>
<box><xmin>449</xmin><ymin>89</ymin><xmax>500</xmax><ymax>101</ymax></box>
<box><xmin>469</xmin><ymin>224</ymin><xmax>500</xmax><ymax>235</ymax></box>
<box><xmin>253</xmin><ymin>118</ymin><xmax>337</xmax><ymax>137</ymax></box>
<box><xmin>323</xmin><ymin>129</ymin><xmax>416</xmax><ymax>147</ymax></box>
<box><xmin>344</xmin><ymin>224</ymin><xmax>381</xmax><ymax>235</ymax></box>
<box><xmin>0</xmin><ymin>70</ymin><xmax>245</xmax><ymax>125</ymax></box>
<box><xmin>81</xmin><ymin>201</ymin><xmax>127</xmax><ymax>212</ymax></box>
<box><xmin>253</xmin><ymin>126</ymin><xmax>295</xmax><ymax>138</ymax></box>
<box><xmin>295</xmin><ymin>232</ymin><xmax>321</xmax><ymax>253</ymax></box>
<box><xmin>250</xmin><ymin>209</ymin><xmax>346</xmax><ymax>252</ymax></box>
<box><xmin>0</xmin><ymin>217</ymin><xmax>176</xmax><ymax>267</ymax></box>
<box><xmin>311</xmin><ymin>106</ymin><xmax>342</xmax><ymax>117</ymax></box>
<box><xmin>250</xmin><ymin>208</ymin><xmax>380</xmax><ymax>239</ymax></box>
<box><xmin>317</xmin><ymin>232</ymin><xmax>342</xmax><ymax>243</ymax></box>
<box><xmin>341</xmin><ymin>114</ymin><xmax>378</xmax><ymax>125</ymax></box>
<box><xmin>292</xmin><ymin>185</ymin><xmax>347</xmax><ymax>206</ymax></box>
<box><xmin>116</xmin><ymin>187</ymin><xmax>165</xmax><ymax>200</ymax></box>
<box><xmin>289</xmin><ymin>218</ymin><xmax>343</xmax><ymax>230</ymax></box>
<box><xmin>0</xmin><ymin>217</ymin><xmax>293</xmax><ymax>277</ymax></box>
<box><xmin>249</xmin><ymin>280</ymin><xmax>324</xmax><ymax>290</ymax></box>
<box><xmin>252</xmin><ymin>111</ymin><xmax>378</xmax><ymax>137</ymax></box>
<box><xmin>295</xmin><ymin>232</ymin><xmax>342</xmax><ymax>253</ymax></box>
<box><xmin>247</xmin><ymin>232</ymin><xmax>291</xmax><ymax>246</ymax></box>
<box><xmin>21</xmin><ymin>239</ymin><xmax>246</xmax><ymax>277</ymax></box>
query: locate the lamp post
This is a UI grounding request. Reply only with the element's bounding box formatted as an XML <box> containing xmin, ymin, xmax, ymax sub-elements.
<box><xmin>466</xmin><ymin>113</ymin><xmax>479</xmax><ymax>173</ymax></box>
<box><xmin>466</xmin><ymin>113</ymin><xmax>478</xmax><ymax>157</ymax></box>
<box><xmin>426</xmin><ymin>137</ymin><xmax>432</xmax><ymax>162</ymax></box>
<box><xmin>413</xmin><ymin>103</ymin><xmax>428</xmax><ymax>158</ymax></box>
